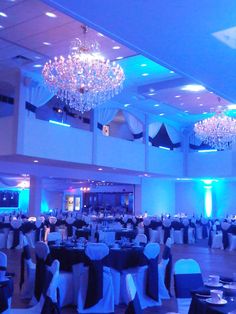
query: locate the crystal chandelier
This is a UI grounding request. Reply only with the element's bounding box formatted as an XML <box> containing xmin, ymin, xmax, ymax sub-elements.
<box><xmin>42</xmin><ymin>26</ymin><xmax>125</xmax><ymax>113</ymax></box>
<box><xmin>194</xmin><ymin>106</ymin><xmax>236</xmax><ymax>150</ymax></box>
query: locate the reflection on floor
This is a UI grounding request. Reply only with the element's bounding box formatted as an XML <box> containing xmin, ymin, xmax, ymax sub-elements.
<box><xmin>3</xmin><ymin>239</ymin><xmax>236</xmax><ymax>313</ymax></box>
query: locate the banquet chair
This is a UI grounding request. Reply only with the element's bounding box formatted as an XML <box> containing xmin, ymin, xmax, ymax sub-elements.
<box><xmin>125</xmin><ymin>274</ymin><xmax>143</xmax><ymax>314</ymax></box>
<box><xmin>210</xmin><ymin>223</ymin><xmax>223</xmax><ymax>249</ymax></box>
<box><xmin>47</xmin><ymin>231</ymin><xmax>62</xmax><ymax>244</ymax></box>
<box><xmin>130</xmin><ymin>243</ymin><xmax>161</xmax><ymax>309</ymax></box>
<box><xmin>76</xmin><ymin>243</ymin><xmax>114</xmax><ymax>313</ymax></box>
<box><xmin>172</xmin><ymin>219</ymin><xmax>183</xmax><ymax>244</ymax></box>
<box><xmin>0</xmin><ymin>251</ymin><xmax>12</xmax><ymax>314</ymax></box>
<box><xmin>65</xmin><ymin>216</ymin><xmax>75</xmax><ymax>238</ymax></box>
<box><xmin>158</xmin><ymin>237</ymin><xmax>172</xmax><ymax>299</ymax></box>
<box><xmin>134</xmin><ymin>233</ymin><xmax>147</xmax><ymax>245</ymax></box>
<box><xmin>7</xmin><ymin>219</ymin><xmax>23</xmax><ymax>249</ymax></box>
<box><xmin>162</xmin><ymin>219</ymin><xmax>173</xmax><ymax>244</ymax></box>
<box><xmin>19</xmin><ymin>236</ymin><xmax>36</xmax><ymax>300</ymax></box>
<box><xmin>174</xmin><ymin>259</ymin><xmax>203</xmax><ymax>314</ymax></box>
<box><xmin>221</xmin><ymin>221</ymin><xmax>230</xmax><ymax>249</ymax></box>
<box><xmin>12</xmin><ymin>259</ymin><xmax>60</xmax><ymax>313</ymax></box>
<box><xmin>228</xmin><ymin>233</ymin><xmax>236</xmax><ymax>251</ymax></box>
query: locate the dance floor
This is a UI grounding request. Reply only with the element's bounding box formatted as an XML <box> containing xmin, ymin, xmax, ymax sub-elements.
<box><xmin>3</xmin><ymin>239</ymin><xmax>236</xmax><ymax>313</ymax></box>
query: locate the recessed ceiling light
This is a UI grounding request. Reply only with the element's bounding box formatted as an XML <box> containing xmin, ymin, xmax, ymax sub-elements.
<box><xmin>175</xmin><ymin>95</ymin><xmax>181</xmax><ymax>98</ymax></box>
<box><xmin>142</xmin><ymin>73</ymin><xmax>149</xmax><ymax>76</ymax></box>
<box><xmin>45</xmin><ymin>12</ymin><xmax>57</xmax><ymax>18</ymax></box>
<box><xmin>227</xmin><ymin>104</ymin><xmax>236</xmax><ymax>110</ymax></box>
<box><xmin>159</xmin><ymin>113</ymin><xmax>165</xmax><ymax>116</ymax></box>
<box><xmin>184</xmin><ymin>110</ymin><xmax>188</xmax><ymax>113</ymax></box>
<box><xmin>97</xmin><ymin>32</ymin><xmax>104</xmax><ymax>37</ymax></box>
<box><xmin>0</xmin><ymin>25</ymin><xmax>4</xmax><ymax>29</ymax></box>
<box><xmin>154</xmin><ymin>104</ymin><xmax>159</xmax><ymax>107</ymax></box>
<box><xmin>203</xmin><ymin>112</ymin><xmax>208</xmax><ymax>114</ymax></box>
<box><xmin>140</xmin><ymin>63</ymin><xmax>147</xmax><ymax>67</ymax></box>
<box><xmin>116</xmin><ymin>56</ymin><xmax>123</xmax><ymax>60</ymax></box>
<box><xmin>33</xmin><ymin>160</ymin><xmax>39</xmax><ymax>163</ymax></box>
<box><xmin>43</xmin><ymin>42</ymin><xmax>51</xmax><ymax>46</ymax></box>
<box><xmin>149</xmin><ymin>88</ymin><xmax>155</xmax><ymax>92</ymax></box>
<box><xmin>124</xmin><ymin>103</ymin><xmax>130</xmax><ymax>107</ymax></box>
<box><xmin>181</xmin><ymin>84</ymin><xmax>205</xmax><ymax>92</ymax></box>
<box><xmin>197</xmin><ymin>96</ymin><xmax>201</xmax><ymax>99</ymax></box>
<box><xmin>112</xmin><ymin>46</ymin><xmax>120</xmax><ymax>50</ymax></box>
<box><xmin>169</xmin><ymin>70</ymin><xmax>175</xmax><ymax>74</ymax></box>
<box><xmin>98</xmin><ymin>168</ymin><xmax>103</xmax><ymax>171</ymax></box>
<box><xmin>148</xmin><ymin>93</ymin><xmax>156</xmax><ymax>96</ymax></box>
<box><xmin>199</xmin><ymin>103</ymin><xmax>203</xmax><ymax>106</ymax></box>
<box><xmin>33</xmin><ymin>64</ymin><xmax>43</xmax><ymax>68</ymax></box>
<box><xmin>210</xmin><ymin>91</ymin><xmax>214</xmax><ymax>94</ymax></box>
<box><xmin>0</xmin><ymin>12</ymin><xmax>7</xmax><ymax>18</ymax></box>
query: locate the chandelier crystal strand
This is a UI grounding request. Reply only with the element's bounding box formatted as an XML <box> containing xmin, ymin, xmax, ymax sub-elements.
<box><xmin>194</xmin><ymin>109</ymin><xmax>236</xmax><ymax>150</ymax></box>
<box><xmin>42</xmin><ymin>36</ymin><xmax>125</xmax><ymax>113</ymax></box>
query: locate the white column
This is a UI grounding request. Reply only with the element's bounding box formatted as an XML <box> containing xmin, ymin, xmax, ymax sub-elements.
<box><xmin>28</xmin><ymin>176</ymin><xmax>42</xmax><ymax>217</ymax></box>
<box><xmin>13</xmin><ymin>70</ymin><xmax>27</xmax><ymax>154</ymax></box>
<box><xmin>144</xmin><ymin>114</ymin><xmax>149</xmax><ymax>172</ymax></box>
<box><xmin>91</xmin><ymin>109</ymin><xmax>99</xmax><ymax>165</ymax></box>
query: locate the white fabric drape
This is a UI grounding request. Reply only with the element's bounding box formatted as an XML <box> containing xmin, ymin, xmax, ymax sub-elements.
<box><xmin>165</xmin><ymin>124</ymin><xmax>180</xmax><ymax>144</ymax></box>
<box><xmin>148</xmin><ymin>121</ymin><xmax>162</xmax><ymax>138</ymax></box>
<box><xmin>25</xmin><ymin>83</ymin><xmax>53</xmax><ymax>107</ymax></box>
<box><xmin>123</xmin><ymin>111</ymin><xmax>143</xmax><ymax>135</ymax></box>
<box><xmin>97</xmin><ymin>107</ymin><xmax>119</xmax><ymax>125</ymax></box>
<box><xmin>189</xmin><ymin>133</ymin><xmax>202</xmax><ymax>146</ymax></box>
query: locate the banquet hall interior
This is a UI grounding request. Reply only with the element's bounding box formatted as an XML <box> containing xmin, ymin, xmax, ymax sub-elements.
<box><xmin>0</xmin><ymin>1</ymin><xmax>236</xmax><ymax>313</ymax></box>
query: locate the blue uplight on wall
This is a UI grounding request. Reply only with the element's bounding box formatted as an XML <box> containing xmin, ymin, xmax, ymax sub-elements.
<box><xmin>204</xmin><ymin>185</ymin><xmax>212</xmax><ymax>218</ymax></box>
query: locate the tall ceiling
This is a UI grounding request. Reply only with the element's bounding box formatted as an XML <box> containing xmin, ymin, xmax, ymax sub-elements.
<box><xmin>0</xmin><ymin>0</ymin><xmax>236</xmax><ymax>129</ymax></box>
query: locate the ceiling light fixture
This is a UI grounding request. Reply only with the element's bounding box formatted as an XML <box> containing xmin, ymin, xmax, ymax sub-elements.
<box><xmin>43</xmin><ymin>42</ymin><xmax>51</xmax><ymax>46</ymax></box>
<box><xmin>194</xmin><ymin>98</ymin><xmax>236</xmax><ymax>150</ymax></box>
<box><xmin>42</xmin><ymin>25</ymin><xmax>125</xmax><ymax>113</ymax></box>
<box><xmin>0</xmin><ymin>12</ymin><xmax>7</xmax><ymax>18</ymax></box>
<box><xmin>45</xmin><ymin>12</ymin><xmax>57</xmax><ymax>18</ymax></box>
<box><xmin>142</xmin><ymin>73</ymin><xmax>149</xmax><ymax>76</ymax></box>
<box><xmin>181</xmin><ymin>84</ymin><xmax>205</xmax><ymax>92</ymax></box>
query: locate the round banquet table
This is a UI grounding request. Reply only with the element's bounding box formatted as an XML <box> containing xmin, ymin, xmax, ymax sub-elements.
<box><xmin>189</xmin><ymin>294</ymin><xmax>236</xmax><ymax>314</ymax></box>
<box><xmin>50</xmin><ymin>245</ymin><xmax>147</xmax><ymax>272</ymax></box>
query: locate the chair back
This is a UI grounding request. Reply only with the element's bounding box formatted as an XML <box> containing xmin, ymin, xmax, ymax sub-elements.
<box><xmin>174</xmin><ymin>259</ymin><xmax>203</xmax><ymax>298</ymax></box>
<box><xmin>85</xmin><ymin>243</ymin><xmax>109</xmax><ymax>260</ymax></box>
<box><xmin>35</xmin><ymin>241</ymin><xmax>50</xmax><ymax>261</ymax></box>
<box><xmin>135</xmin><ymin>233</ymin><xmax>147</xmax><ymax>244</ymax></box>
<box><xmin>10</xmin><ymin>219</ymin><xmax>22</xmax><ymax>229</ymax></box>
<box><xmin>144</xmin><ymin>243</ymin><xmax>160</xmax><ymax>260</ymax></box>
<box><xmin>47</xmin><ymin>232</ymin><xmax>62</xmax><ymax>243</ymax></box>
<box><xmin>163</xmin><ymin>219</ymin><xmax>171</xmax><ymax>228</ymax></box>
<box><xmin>0</xmin><ymin>251</ymin><xmax>7</xmax><ymax>280</ymax></box>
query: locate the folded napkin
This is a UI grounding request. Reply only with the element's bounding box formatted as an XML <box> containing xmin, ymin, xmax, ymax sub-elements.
<box><xmin>191</xmin><ymin>287</ymin><xmax>211</xmax><ymax>296</ymax></box>
<box><xmin>220</xmin><ymin>276</ymin><xmax>233</xmax><ymax>283</ymax></box>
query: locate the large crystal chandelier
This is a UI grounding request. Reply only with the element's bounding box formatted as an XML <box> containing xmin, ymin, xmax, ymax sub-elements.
<box><xmin>42</xmin><ymin>26</ymin><xmax>125</xmax><ymax>113</ymax></box>
<box><xmin>194</xmin><ymin>105</ymin><xmax>236</xmax><ymax>150</ymax></box>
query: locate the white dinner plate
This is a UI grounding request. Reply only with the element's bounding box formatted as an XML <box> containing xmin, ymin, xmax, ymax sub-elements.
<box><xmin>206</xmin><ymin>298</ymin><xmax>227</xmax><ymax>305</ymax></box>
<box><xmin>223</xmin><ymin>284</ymin><xmax>236</xmax><ymax>290</ymax></box>
<box><xmin>195</xmin><ymin>293</ymin><xmax>211</xmax><ymax>298</ymax></box>
<box><xmin>204</xmin><ymin>282</ymin><xmax>223</xmax><ymax>288</ymax></box>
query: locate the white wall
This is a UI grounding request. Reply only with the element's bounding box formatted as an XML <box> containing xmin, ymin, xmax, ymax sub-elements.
<box><xmin>175</xmin><ymin>181</ymin><xmax>205</xmax><ymax>217</ymax></box>
<box><xmin>136</xmin><ymin>178</ymin><xmax>176</xmax><ymax>216</ymax></box>
<box><xmin>41</xmin><ymin>189</ymin><xmax>63</xmax><ymax>212</ymax></box>
<box><xmin>0</xmin><ymin>116</ymin><xmax>15</xmax><ymax>155</ymax></box>
<box><xmin>175</xmin><ymin>180</ymin><xmax>236</xmax><ymax>218</ymax></box>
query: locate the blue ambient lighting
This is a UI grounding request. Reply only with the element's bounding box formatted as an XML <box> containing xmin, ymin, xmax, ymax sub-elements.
<box><xmin>159</xmin><ymin>146</ymin><xmax>170</xmax><ymax>150</ymax></box>
<box><xmin>49</xmin><ymin>120</ymin><xmax>71</xmax><ymax>127</ymax></box>
<box><xmin>204</xmin><ymin>185</ymin><xmax>212</xmax><ymax>218</ymax></box>
<box><xmin>198</xmin><ymin>149</ymin><xmax>217</xmax><ymax>153</ymax></box>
